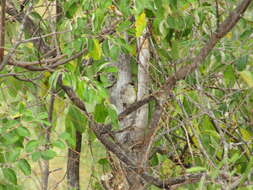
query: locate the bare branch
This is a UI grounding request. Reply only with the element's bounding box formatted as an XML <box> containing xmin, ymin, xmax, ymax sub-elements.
<box><xmin>6</xmin><ymin>5</ymin><xmax>55</xmax><ymax>57</ymax></box>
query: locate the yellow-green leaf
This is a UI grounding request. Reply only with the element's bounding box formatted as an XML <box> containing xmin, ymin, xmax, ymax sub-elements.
<box><xmin>240</xmin><ymin>71</ymin><xmax>253</xmax><ymax>87</ymax></box>
<box><xmin>90</xmin><ymin>39</ymin><xmax>102</xmax><ymax>60</ymax></box>
<box><xmin>135</xmin><ymin>12</ymin><xmax>147</xmax><ymax>37</ymax></box>
<box><xmin>240</xmin><ymin>128</ymin><xmax>252</xmax><ymax>141</ymax></box>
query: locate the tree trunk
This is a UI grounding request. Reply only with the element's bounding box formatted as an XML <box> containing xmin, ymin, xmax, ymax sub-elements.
<box><xmin>67</xmin><ymin>131</ymin><xmax>82</xmax><ymax>190</ymax></box>
<box><xmin>102</xmin><ymin>29</ymin><xmax>150</xmax><ymax>190</ymax></box>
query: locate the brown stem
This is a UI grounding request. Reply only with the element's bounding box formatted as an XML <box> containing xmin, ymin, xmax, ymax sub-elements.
<box><xmin>67</xmin><ymin>131</ymin><xmax>82</xmax><ymax>190</ymax></box>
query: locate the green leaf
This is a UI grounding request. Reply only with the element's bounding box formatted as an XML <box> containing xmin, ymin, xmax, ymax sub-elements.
<box><xmin>2</xmin><ymin>132</ymin><xmax>20</xmax><ymax>145</ymax></box>
<box><xmin>93</xmin><ymin>8</ymin><xmax>104</xmax><ymax>32</ymax></box>
<box><xmin>135</xmin><ymin>12</ymin><xmax>147</xmax><ymax>37</ymax></box>
<box><xmin>6</xmin><ymin>148</ymin><xmax>20</xmax><ymax>162</ymax></box>
<box><xmin>31</xmin><ymin>152</ymin><xmax>41</xmax><ymax>162</ymax></box>
<box><xmin>240</xmin><ymin>71</ymin><xmax>253</xmax><ymax>87</ymax></box>
<box><xmin>26</xmin><ymin>140</ymin><xmax>40</xmax><ymax>153</ymax></box>
<box><xmin>167</xmin><ymin>17</ymin><xmax>183</xmax><ymax>31</ymax></box>
<box><xmin>66</xmin><ymin>2</ymin><xmax>78</xmax><ymax>19</ymax></box>
<box><xmin>41</xmin><ymin>150</ymin><xmax>57</xmax><ymax>160</ymax></box>
<box><xmin>150</xmin><ymin>153</ymin><xmax>159</xmax><ymax>166</ymax></box>
<box><xmin>98</xmin><ymin>65</ymin><xmax>118</xmax><ymax>73</ymax></box>
<box><xmin>59</xmin><ymin>132</ymin><xmax>75</xmax><ymax>148</ymax></box>
<box><xmin>98</xmin><ymin>158</ymin><xmax>109</xmax><ymax>166</ymax></box>
<box><xmin>109</xmin><ymin>45</ymin><xmax>120</xmax><ymax>60</ymax></box>
<box><xmin>229</xmin><ymin>153</ymin><xmax>240</xmax><ymax>164</ymax></box>
<box><xmin>240</xmin><ymin>128</ymin><xmax>252</xmax><ymax>141</ymax></box>
<box><xmin>235</xmin><ymin>55</ymin><xmax>248</xmax><ymax>71</ymax></box>
<box><xmin>73</xmin><ymin>38</ymin><xmax>83</xmax><ymax>51</ymax></box>
<box><xmin>30</xmin><ymin>11</ymin><xmax>43</xmax><ymax>22</ymax></box>
<box><xmin>224</xmin><ymin>65</ymin><xmax>236</xmax><ymax>86</ymax></box>
<box><xmin>66</xmin><ymin>105</ymin><xmax>87</xmax><ymax>133</ymax></box>
<box><xmin>0</xmin><ymin>153</ymin><xmax>5</xmax><ymax>163</ymax></box>
<box><xmin>16</xmin><ymin>126</ymin><xmax>30</xmax><ymax>137</ymax></box>
<box><xmin>17</xmin><ymin>159</ymin><xmax>31</xmax><ymax>176</ymax></box>
<box><xmin>186</xmin><ymin>166</ymin><xmax>207</xmax><ymax>173</ymax></box>
<box><xmin>18</xmin><ymin>102</ymin><xmax>25</xmax><ymax>114</ymax></box>
<box><xmin>2</xmin><ymin>168</ymin><xmax>17</xmax><ymax>185</ymax></box>
<box><xmin>94</xmin><ymin>103</ymin><xmax>108</xmax><ymax>123</ymax></box>
<box><xmin>90</xmin><ymin>39</ymin><xmax>102</xmax><ymax>60</ymax></box>
<box><xmin>52</xmin><ymin>140</ymin><xmax>66</xmax><ymax>149</ymax></box>
<box><xmin>102</xmin><ymin>40</ymin><xmax>110</xmax><ymax>57</ymax></box>
<box><xmin>49</xmin><ymin>71</ymin><xmax>61</xmax><ymax>89</ymax></box>
<box><xmin>240</xmin><ymin>29</ymin><xmax>253</xmax><ymax>39</ymax></box>
<box><xmin>107</xmin><ymin>105</ymin><xmax>119</xmax><ymax>127</ymax></box>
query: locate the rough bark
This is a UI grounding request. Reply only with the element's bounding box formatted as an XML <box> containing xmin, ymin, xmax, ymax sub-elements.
<box><xmin>67</xmin><ymin>131</ymin><xmax>82</xmax><ymax>190</ymax></box>
<box><xmin>103</xmin><ymin>28</ymin><xmax>151</xmax><ymax>190</ymax></box>
<box><xmin>124</xmin><ymin>28</ymin><xmax>151</xmax><ymax>190</ymax></box>
<box><xmin>107</xmin><ymin>42</ymin><xmax>137</xmax><ymax>189</ymax></box>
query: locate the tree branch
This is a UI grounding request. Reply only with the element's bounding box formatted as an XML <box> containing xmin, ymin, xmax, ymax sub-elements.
<box><xmin>163</xmin><ymin>0</ymin><xmax>252</xmax><ymax>92</ymax></box>
<box><xmin>58</xmin><ymin>0</ymin><xmax>252</xmax><ymax>188</ymax></box>
<box><xmin>6</xmin><ymin>5</ymin><xmax>55</xmax><ymax>57</ymax></box>
<box><xmin>57</xmin><ymin>74</ymin><xmax>205</xmax><ymax>189</ymax></box>
<box><xmin>115</xmin><ymin>0</ymin><xmax>252</xmax><ymax>119</ymax></box>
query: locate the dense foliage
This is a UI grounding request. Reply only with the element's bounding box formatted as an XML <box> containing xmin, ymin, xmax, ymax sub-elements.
<box><xmin>0</xmin><ymin>0</ymin><xmax>253</xmax><ymax>189</ymax></box>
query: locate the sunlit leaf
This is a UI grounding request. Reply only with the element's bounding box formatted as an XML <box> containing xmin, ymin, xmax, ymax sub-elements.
<box><xmin>26</xmin><ymin>140</ymin><xmax>40</xmax><ymax>153</ymax></box>
<box><xmin>135</xmin><ymin>12</ymin><xmax>147</xmax><ymax>37</ymax></box>
<box><xmin>17</xmin><ymin>159</ymin><xmax>31</xmax><ymax>176</ymax></box>
<box><xmin>41</xmin><ymin>150</ymin><xmax>57</xmax><ymax>160</ymax></box>
<box><xmin>186</xmin><ymin>167</ymin><xmax>207</xmax><ymax>173</ymax></box>
<box><xmin>90</xmin><ymin>39</ymin><xmax>102</xmax><ymax>60</ymax></box>
<box><xmin>2</xmin><ymin>168</ymin><xmax>17</xmax><ymax>185</ymax></box>
<box><xmin>240</xmin><ymin>71</ymin><xmax>253</xmax><ymax>87</ymax></box>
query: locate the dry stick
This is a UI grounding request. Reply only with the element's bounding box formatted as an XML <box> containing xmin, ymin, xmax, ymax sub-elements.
<box><xmin>10</xmin><ymin>54</ymin><xmax>67</xmax><ymax>66</ymax></box>
<box><xmin>0</xmin><ymin>72</ymin><xmax>25</xmax><ymax>77</ymax></box>
<box><xmin>0</xmin><ymin>0</ymin><xmax>6</xmax><ymax>63</ymax></box>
